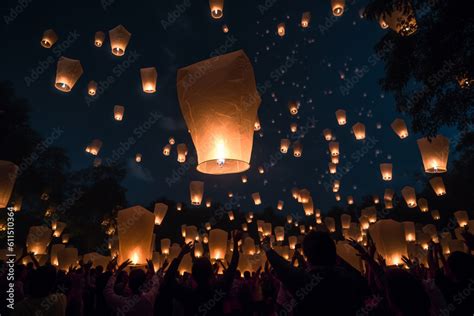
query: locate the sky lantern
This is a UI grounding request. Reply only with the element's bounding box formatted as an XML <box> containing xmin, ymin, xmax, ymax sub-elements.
<box><xmin>252</xmin><ymin>192</ymin><xmax>262</xmax><ymax>205</ymax></box>
<box><xmin>242</xmin><ymin>237</ymin><xmax>256</xmax><ymax>255</ymax></box>
<box><xmin>385</xmin><ymin>199</ymin><xmax>394</xmax><ymax>210</ymax></box>
<box><xmin>205</xmin><ymin>222</ymin><xmax>212</xmax><ymax>231</ymax></box>
<box><xmin>114</xmin><ymin>105</ymin><xmax>125</xmax><ymax>121</ymax></box>
<box><xmin>168</xmin><ymin>137</ymin><xmax>175</xmax><ymax>145</ymax></box>
<box><xmin>280</xmin><ymin>139</ymin><xmax>290</xmax><ymax>153</ymax></box>
<box><xmin>117</xmin><ymin>205</ymin><xmax>154</xmax><ymax>265</ymax></box>
<box><xmin>263</xmin><ymin>223</ymin><xmax>272</xmax><ymax>236</ymax></box>
<box><xmin>109</xmin><ymin>24</ymin><xmax>131</xmax><ymax>56</ymax></box>
<box><xmin>254</xmin><ymin>117</ymin><xmax>261</xmax><ymax>131</ymax></box>
<box><xmin>88</xmin><ymin>81</ymin><xmax>97</xmax><ymax>96</ymax></box>
<box><xmin>352</xmin><ymin>122</ymin><xmax>366</xmax><ymax>140</ymax></box>
<box><xmin>228</xmin><ymin>211</ymin><xmax>235</xmax><ymax>221</ymax></box>
<box><xmin>418</xmin><ymin>198</ymin><xmax>429</xmax><ymax>212</ymax></box>
<box><xmin>384</xmin><ymin>188</ymin><xmax>394</xmax><ymax>201</ymax></box>
<box><xmin>449</xmin><ymin>240</ymin><xmax>467</xmax><ymax>254</ymax></box>
<box><xmin>341</xmin><ymin>214</ymin><xmax>351</xmax><ymax>230</ymax></box>
<box><xmin>303</xmin><ymin>198</ymin><xmax>314</xmax><ymax>216</ymax></box>
<box><xmin>57</xmin><ymin>248</ymin><xmax>78</xmax><ymax>271</ymax></box>
<box><xmin>154</xmin><ymin>203</ymin><xmax>168</xmax><ymax>225</ymax></box>
<box><xmin>277</xmin><ymin>200</ymin><xmax>284</xmax><ymax>211</ymax></box>
<box><xmin>417</xmin><ymin>135</ymin><xmax>449</xmax><ymax>173</ymax></box>
<box><xmin>369</xmin><ymin>219</ymin><xmax>407</xmax><ymax>266</ymax></box>
<box><xmin>291</xmin><ymin>187</ymin><xmax>300</xmax><ymax>200</ymax></box>
<box><xmin>359</xmin><ymin>216</ymin><xmax>370</xmax><ymax>230</ymax></box>
<box><xmin>324</xmin><ymin>217</ymin><xmax>336</xmax><ymax>232</ymax></box>
<box><xmin>335</xmin><ymin>109</ymin><xmax>346</xmax><ymax>125</ymax></box>
<box><xmin>205</xmin><ymin>198</ymin><xmax>212</xmax><ymax>208</ymax></box>
<box><xmin>189</xmin><ymin>181</ymin><xmax>204</xmax><ymax>205</ymax></box>
<box><xmin>293</xmin><ymin>141</ymin><xmax>302</xmax><ymax>157</ymax></box>
<box><xmin>390</xmin><ymin>118</ymin><xmax>409</xmax><ymax>139</ymax></box>
<box><xmin>222</xmin><ymin>25</ymin><xmax>229</xmax><ymax>33</ymax></box>
<box><xmin>329</xmin><ymin>141</ymin><xmax>339</xmax><ymax>156</ymax></box>
<box><xmin>347</xmin><ymin>196</ymin><xmax>354</xmax><ymax>205</ymax></box>
<box><xmin>384</xmin><ymin>4</ymin><xmax>418</xmax><ymax>36</ymax></box>
<box><xmin>242</xmin><ymin>223</ymin><xmax>248</xmax><ymax>231</ymax></box>
<box><xmin>286</xmin><ymin>215</ymin><xmax>293</xmax><ymax>224</ymax></box>
<box><xmin>362</xmin><ymin>207</ymin><xmax>377</xmax><ymax>223</ymax></box>
<box><xmin>277</xmin><ymin>23</ymin><xmax>286</xmax><ymax>37</ymax></box>
<box><xmin>194</xmin><ymin>243</ymin><xmax>204</xmax><ymax>257</ymax></box>
<box><xmin>275</xmin><ymin>226</ymin><xmax>285</xmax><ymax>242</ymax></box>
<box><xmin>241</xmin><ymin>175</ymin><xmax>248</xmax><ymax>183</ymax></box>
<box><xmin>41</xmin><ymin>29</ymin><xmax>58</xmax><ymax>48</ymax></box>
<box><xmin>401</xmin><ymin>186</ymin><xmax>417</xmax><ymax>208</ymax></box>
<box><xmin>53</xmin><ymin>222</ymin><xmax>66</xmax><ymax>237</ymax></box>
<box><xmin>209</xmin><ymin>229</ymin><xmax>227</xmax><ymax>260</ymax></box>
<box><xmin>429</xmin><ymin>177</ymin><xmax>446</xmax><ymax>196</ymax></box>
<box><xmin>290</xmin><ymin>123</ymin><xmax>297</xmax><ymax>133</ymax></box>
<box><xmin>299</xmin><ymin>225</ymin><xmax>306</xmax><ymax>234</ymax></box>
<box><xmin>177</xmin><ymin>143</ymin><xmax>188</xmax><ymax>163</ymax></box>
<box><xmin>454</xmin><ymin>210</ymin><xmax>469</xmax><ymax>227</ymax></box>
<box><xmin>288</xmin><ymin>101</ymin><xmax>298</xmax><ymax>115</ymax></box>
<box><xmin>185</xmin><ymin>226</ymin><xmax>198</xmax><ymax>244</ymax></box>
<box><xmin>332</xmin><ymin>180</ymin><xmax>340</xmax><ymax>193</ymax></box>
<box><xmin>299</xmin><ymin>189</ymin><xmax>311</xmax><ymax>203</ymax></box>
<box><xmin>61</xmin><ymin>234</ymin><xmax>70</xmax><ymax>244</ymax></box>
<box><xmin>209</xmin><ymin>0</ymin><xmax>224</xmax><ymax>19</ymax></box>
<box><xmin>402</xmin><ymin>221</ymin><xmax>416</xmax><ymax>242</ymax></box>
<box><xmin>177</xmin><ymin>50</ymin><xmax>260</xmax><ymax>175</ymax></box>
<box><xmin>373</xmin><ymin>195</ymin><xmax>380</xmax><ymax>204</ymax></box>
<box><xmin>86</xmin><ymin>139</ymin><xmax>102</xmax><ymax>156</ymax></box>
<box><xmin>378</xmin><ymin>16</ymin><xmax>389</xmax><ymax>29</ymax></box>
<box><xmin>323</xmin><ymin>129</ymin><xmax>332</xmax><ymax>141</ymax></box>
<box><xmin>0</xmin><ymin>161</ymin><xmax>18</xmax><ymax>208</ymax></box>
<box><xmin>50</xmin><ymin>244</ymin><xmax>65</xmax><ymax>266</ymax></box>
<box><xmin>422</xmin><ymin>224</ymin><xmax>438</xmax><ymax>242</ymax></box>
<box><xmin>135</xmin><ymin>153</ymin><xmax>142</xmax><ymax>163</ymax></box>
<box><xmin>94</xmin><ymin>31</ymin><xmax>105</xmax><ymax>47</ymax></box>
<box><xmin>258</xmin><ymin>166</ymin><xmax>264</xmax><ymax>174</ymax></box>
<box><xmin>55</xmin><ymin>57</ymin><xmax>83</xmax><ymax>92</ymax></box>
<box><xmin>27</xmin><ymin>226</ymin><xmax>52</xmax><ymax>255</ymax></box>
<box><xmin>288</xmin><ymin>236</ymin><xmax>297</xmax><ymax>250</ymax></box>
<box><xmin>160</xmin><ymin>238</ymin><xmax>171</xmax><ymax>255</ymax></box>
<box><xmin>163</xmin><ymin>144</ymin><xmax>171</xmax><ymax>156</ymax></box>
<box><xmin>331</xmin><ymin>156</ymin><xmax>339</xmax><ymax>164</ymax></box>
<box><xmin>331</xmin><ymin>0</ymin><xmax>345</xmax><ymax>16</ymax></box>
<box><xmin>328</xmin><ymin>162</ymin><xmax>337</xmax><ymax>174</ymax></box>
<box><xmin>140</xmin><ymin>67</ymin><xmax>157</xmax><ymax>93</ymax></box>
<box><xmin>380</xmin><ymin>163</ymin><xmax>393</xmax><ymax>181</ymax></box>
<box><xmin>301</xmin><ymin>12</ymin><xmax>311</xmax><ymax>28</ymax></box>
<box><xmin>431</xmin><ymin>209</ymin><xmax>440</xmax><ymax>220</ymax></box>
<box><xmin>228</xmin><ymin>191</ymin><xmax>233</xmax><ymax>198</ymax></box>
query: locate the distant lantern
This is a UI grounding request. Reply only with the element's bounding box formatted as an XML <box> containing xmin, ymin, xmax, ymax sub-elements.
<box><xmin>177</xmin><ymin>144</ymin><xmax>188</xmax><ymax>163</ymax></box>
<box><xmin>114</xmin><ymin>105</ymin><xmax>125</xmax><ymax>121</ymax></box>
<box><xmin>324</xmin><ymin>217</ymin><xmax>336</xmax><ymax>232</ymax></box>
<box><xmin>418</xmin><ymin>198</ymin><xmax>429</xmax><ymax>213</ymax></box>
<box><xmin>228</xmin><ymin>191</ymin><xmax>233</xmax><ymax>198</ymax></box>
<box><xmin>288</xmin><ymin>236</ymin><xmax>297</xmax><ymax>249</ymax></box>
<box><xmin>57</xmin><ymin>248</ymin><xmax>78</xmax><ymax>271</ymax></box>
<box><xmin>168</xmin><ymin>137</ymin><xmax>175</xmax><ymax>145</ymax></box>
<box><xmin>329</xmin><ymin>141</ymin><xmax>339</xmax><ymax>156</ymax></box>
<box><xmin>209</xmin><ymin>229</ymin><xmax>228</xmax><ymax>260</ymax></box>
<box><xmin>429</xmin><ymin>177</ymin><xmax>446</xmax><ymax>196</ymax></box>
<box><xmin>205</xmin><ymin>198</ymin><xmax>212</xmax><ymax>208</ymax></box>
<box><xmin>454</xmin><ymin>210</ymin><xmax>469</xmax><ymax>227</ymax></box>
<box><xmin>384</xmin><ymin>4</ymin><xmax>418</xmax><ymax>36</ymax></box>
<box><xmin>41</xmin><ymin>29</ymin><xmax>58</xmax><ymax>48</ymax></box>
<box><xmin>299</xmin><ymin>189</ymin><xmax>311</xmax><ymax>204</ymax></box>
<box><xmin>373</xmin><ymin>195</ymin><xmax>380</xmax><ymax>204</ymax></box>
<box><xmin>27</xmin><ymin>226</ymin><xmax>52</xmax><ymax>255</ymax></box>
<box><xmin>352</xmin><ymin>123</ymin><xmax>366</xmax><ymax>140</ymax></box>
<box><xmin>384</xmin><ymin>188</ymin><xmax>394</xmax><ymax>201</ymax></box>
<box><xmin>177</xmin><ymin>50</ymin><xmax>260</xmax><ymax>175</ymax></box>
<box><xmin>288</xmin><ymin>101</ymin><xmax>298</xmax><ymax>115</ymax></box>
<box><xmin>331</xmin><ymin>0</ymin><xmax>345</xmax><ymax>16</ymax></box>
<box><xmin>161</xmin><ymin>238</ymin><xmax>171</xmax><ymax>255</ymax></box>
<box><xmin>347</xmin><ymin>196</ymin><xmax>354</xmax><ymax>205</ymax></box>
<box><xmin>362</xmin><ymin>207</ymin><xmax>377</xmax><ymax>223</ymax></box>
<box><xmin>254</xmin><ymin>117</ymin><xmax>261</xmax><ymax>131</ymax></box>
<box><xmin>277</xmin><ymin>23</ymin><xmax>286</xmax><ymax>37</ymax></box>
<box><xmin>369</xmin><ymin>219</ymin><xmax>407</xmax><ymax>266</ymax></box>
<box><xmin>275</xmin><ymin>226</ymin><xmax>285</xmax><ymax>242</ymax></box>
<box><xmin>184</xmin><ymin>226</ymin><xmax>198</xmax><ymax>244</ymax></box>
<box><xmin>163</xmin><ymin>144</ymin><xmax>171</xmax><ymax>156</ymax></box>
<box><xmin>359</xmin><ymin>216</ymin><xmax>369</xmax><ymax>230</ymax></box>
<box><xmin>189</xmin><ymin>181</ymin><xmax>204</xmax><ymax>205</ymax></box>
<box><xmin>335</xmin><ymin>109</ymin><xmax>346</xmax><ymax>125</ymax></box>
<box><xmin>385</xmin><ymin>199</ymin><xmax>394</xmax><ymax>209</ymax></box>
<box><xmin>55</xmin><ymin>57</ymin><xmax>83</xmax><ymax>92</ymax></box>
<box><xmin>286</xmin><ymin>215</ymin><xmax>293</xmax><ymax>224</ymax></box>
<box><xmin>401</xmin><ymin>186</ymin><xmax>417</xmax><ymax>208</ymax></box>
<box><xmin>323</xmin><ymin>129</ymin><xmax>332</xmax><ymax>141</ymax></box>
<box><xmin>87</xmin><ymin>139</ymin><xmax>102</xmax><ymax>156</ymax></box>
<box><xmin>109</xmin><ymin>24</ymin><xmax>131</xmax><ymax>56</ymax></box>
<box><xmin>340</xmin><ymin>214</ymin><xmax>351</xmax><ymax>230</ymax></box>
<box><xmin>431</xmin><ymin>209</ymin><xmax>440</xmax><ymax>220</ymax></box>
<box><xmin>277</xmin><ymin>200</ymin><xmax>284</xmax><ymax>211</ymax></box>
<box><xmin>135</xmin><ymin>153</ymin><xmax>142</xmax><ymax>163</ymax></box>
<box><xmin>194</xmin><ymin>243</ymin><xmax>204</xmax><ymax>258</ymax></box>
<box><xmin>380</xmin><ymin>163</ymin><xmax>393</xmax><ymax>181</ymax></box>
<box><xmin>293</xmin><ymin>141</ymin><xmax>303</xmax><ymax>157</ymax></box>
<box><xmin>117</xmin><ymin>206</ymin><xmax>154</xmax><ymax>265</ymax></box>
<box><xmin>417</xmin><ymin>135</ymin><xmax>449</xmax><ymax>173</ymax></box>
<box><xmin>53</xmin><ymin>222</ymin><xmax>66</xmax><ymax>237</ymax></box>
<box><xmin>402</xmin><ymin>221</ymin><xmax>416</xmax><ymax>242</ymax></box>
<box><xmin>140</xmin><ymin>67</ymin><xmax>157</xmax><ymax>93</ymax></box>
<box><xmin>61</xmin><ymin>234</ymin><xmax>70</xmax><ymax>243</ymax></box>
<box><xmin>258</xmin><ymin>166</ymin><xmax>264</xmax><ymax>174</ymax></box>
<box><xmin>291</xmin><ymin>187</ymin><xmax>300</xmax><ymax>200</ymax></box>
<box><xmin>51</xmin><ymin>244</ymin><xmax>65</xmax><ymax>266</ymax></box>
<box><xmin>331</xmin><ymin>156</ymin><xmax>339</xmax><ymax>164</ymax></box>
<box><xmin>205</xmin><ymin>222</ymin><xmax>212</xmax><ymax>231</ymax></box>
<box><xmin>290</xmin><ymin>123</ymin><xmax>298</xmax><ymax>133</ymax></box>
<box><xmin>154</xmin><ymin>203</ymin><xmax>168</xmax><ymax>225</ymax></box>
<box><xmin>252</xmin><ymin>192</ymin><xmax>262</xmax><ymax>205</ymax></box>
<box><xmin>390</xmin><ymin>118</ymin><xmax>409</xmax><ymax>139</ymax></box>
<box><xmin>94</xmin><ymin>31</ymin><xmax>105</xmax><ymax>47</ymax></box>
<box><xmin>301</xmin><ymin>12</ymin><xmax>311</xmax><ymax>28</ymax></box>
<box><xmin>332</xmin><ymin>180</ymin><xmax>340</xmax><ymax>193</ymax></box>
<box><xmin>0</xmin><ymin>161</ymin><xmax>19</xmax><ymax>208</ymax></box>
<box><xmin>222</xmin><ymin>24</ymin><xmax>229</xmax><ymax>33</ymax></box>
<box><xmin>241</xmin><ymin>175</ymin><xmax>248</xmax><ymax>183</ymax></box>
<box><xmin>300</xmin><ymin>225</ymin><xmax>306</xmax><ymax>234</ymax></box>
<box><xmin>280</xmin><ymin>139</ymin><xmax>290</xmax><ymax>153</ymax></box>
<box><xmin>303</xmin><ymin>198</ymin><xmax>314</xmax><ymax>216</ymax></box>
<box><xmin>209</xmin><ymin>0</ymin><xmax>224</xmax><ymax>19</ymax></box>
<box><xmin>328</xmin><ymin>162</ymin><xmax>337</xmax><ymax>174</ymax></box>
<box><xmin>228</xmin><ymin>211</ymin><xmax>234</xmax><ymax>221</ymax></box>
<box><xmin>88</xmin><ymin>81</ymin><xmax>97</xmax><ymax>96</ymax></box>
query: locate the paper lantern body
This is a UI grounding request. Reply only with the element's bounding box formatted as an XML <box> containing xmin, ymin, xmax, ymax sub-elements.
<box><xmin>160</xmin><ymin>238</ymin><xmax>171</xmax><ymax>255</ymax></box>
<box><xmin>280</xmin><ymin>139</ymin><xmax>290</xmax><ymax>153</ymax></box>
<box><xmin>335</xmin><ymin>109</ymin><xmax>346</xmax><ymax>125</ymax></box>
<box><xmin>109</xmin><ymin>25</ymin><xmax>131</xmax><ymax>56</ymax></box>
<box><xmin>352</xmin><ymin>123</ymin><xmax>366</xmax><ymax>140</ymax></box>
<box><xmin>290</xmin><ymin>123</ymin><xmax>297</xmax><ymax>133</ymax></box>
<box><xmin>154</xmin><ymin>203</ymin><xmax>168</xmax><ymax>225</ymax></box>
<box><xmin>114</xmin><ymin>105</ymin><xmax>125</xmax><ymax>121</ymax></box>
<box><xmin>185</xmin><ymin>226</ymin><xmax>198</xmax><ymax>244</ymax></box>
<box><xmin>252</xmin><ymin>192</ymin><xmax>261</xmax><ymax>205</ymax></box>
<box><xmin>177</xmin><ymin>50</ymin><xmax>260</xmax><ymax>175</ymax></box>
<box><xmin>429</xmin><ymin>177</ymin><xmax>446</xmax><ymax>196</ymax></box>
<box><xmin>277</xmin><ymin>23</ymin><xmax>286</xmax><ymax>37</ymax></box>
<box><xmin>94</xmin><ymin>31</ymin><xmax>105</xmax><ymax>47</ymax></box>
<box><xmin>328</xmin><ymin>162</ymin><xmax>337</xmax><ymax>174</ymax></box>
<box><xmin>331</xmin><ymin>0</ymin><xmax>345</xmax><ymax>16</ymax></box>
<box><xmin>209</xmin><ymin>229</ymin><xmax>228</xmax><ymax>260</ymax></box>
<box><xmin>177</xmin><ymin>144</ymin><xmax>187</xmax><ymax>163</ymax></box>
<box><xmin>140</xmin><ymin>67</ymin><xmax>158</xmax><ymax>93</ymax></box>
<box><xmin>263</xmin><ymin>223</ymin><xmax>272</xmax><ymax>236</ymax></box>
<box><xmin>277</xmin><ymin>200</ymin><xmax>284</xmax><ymax>211</ymax></box>
<box><xmin>163</xmin><ymin>144</ymin><xmax>171</xmax><ymax>156</ymax></box>
<box><xmin>55</xmin><ymin>57</ymin><xmax>83</xmax><ymax>92</ymax></box>
<box><xmin>431</xmin><ymin>210</ymin><xmax>441</xmax><ymax>220</ymax></box>
<box><xmin>323</xmin><ymin>129</ymin><xmax>332</xmax><ymax>141</ymax></box>
<box><xmin>324</xmin><ymin>217</ymin><xmax>336</xmax><ymax>233</ymax></box>
<box><xmin>27</xmin><ymin>226</ymin><xmax>52</xmax><ymax>255</ymax></box>
<box><xmin>418</xmin><ymin>198</ymin><xmax>429</xmax><ymax>212</ymax></box>
<box><xmin>340</xmin><ymin>214</ymin><xmax>351</xmax><ymax>230</ymax></box>
<box><xmin>87</xmin><ymin>139</ymin><xmax>102</xmax><ymax>156</ymax></box>
<box><xmin>88</xmin><ymin>81</ymin><xmax>97</xmax><ymax>96</ymax></box>
<box><xmin>189</xmin><ymin>181</ymin><xmax>204</xmax><ymax>205</ymax></box>
<box><xmin>53</xmin><ymin>222</ymin><xmax>66</xmax><ymax>237</ymax></box>
<box><xmin>274</xmin><ymin>226</ymin><xmax>285</xmax><ymax>242</ymax></box>
<box><xmin>454</xmin><ymin>210</ymin><xmax>469</xmax><ymax>227</ymax></box>
<box><xmin>288</xmin><ymin>101</ymin><xmax>298</xmax><ymax>115</ymax></box>
<box><xmin>380</xmin><ymin>163</ymin><xmax>393</xmax><ymax>181</ymax></box>
<box><xmin>41</xmin><ymin>29</ymin><xmax>58</xmax><ymax>48</ymax></box>
<box><xmin>417</xmin><ymin>135</ymin><xmax>449</xmax><ymax>173</ymax></box>
<box><xmin>241</xmin><ymin>175</ymin><xmax>248</xmax><ymax>183</ymax></box>
<box><xmin>0</xmin><ymin>161</ymin><xmax>18</xmax><ymax>208</ymax></box>
<box><xmin>401</xmin><ymin>186</ymin><xmax>417</xmax><ymax>208</ymax></box>
<box><xmin>329</xmin><ymin>142</ymin><xmax>339</xmax><ymax>156</ymax></box>
<box><xmin>369</xmin><ymin>220</ymin><xmax>407</xmax><ymax>266</ymax></box>
<box><xmin>332</xmin><ymin>180</ymin><xmax>340</xmax><ymax>193</ymax></box>
<box><xmin>391</xmin><ymin>118</ymin><xmax>409</xmax><ymax>139</ymax></box>
<box><xmin>222</xmin><ymin>25</ymin><xmax>229</xmax><ymax>33</ymax></box>
<box><xmin>384</xmin><ymin>188</ymin><xmax>394</xmax><ymax>201</ymax></box>
<box><xmin>402</xmin><ymin>221</ymin><xmax>416</xmax><ymax>242</ymax></box>
<box><xmin>303</xmin><ymin>198</ymin><xmax>314</xmax><ymax>216</ymax></box>
<box><xmin>57</xmin><ymin>248</ymin><xmax>78</xmax><ymax>271</ymax></box>
<box><xmin>209</xmin><ymin>0</ymin><xmax>224</xmax><ymax>19</ymax></box>
<box><xmin>117</xmin><ymin>206</ymin><xmax>155</xmax><ymax>265</ymax></box>
<box><xmin>301</xmin><ymin>12</ymin><xmax>311</xmax><ymax>28</ymax></box>
<box><xmin>293</xmin><ymin>142</ymin><xmax>302</xmax><ymax>157</ymax></box>
<box><xmin>50</xmin><ymin>244</ymin><xmax>65</xmax><ymax>266</ymax></box>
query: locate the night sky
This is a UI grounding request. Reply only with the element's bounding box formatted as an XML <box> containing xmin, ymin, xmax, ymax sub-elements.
<box><xmin>1</xmin><ymin>0</ymin><xmax>452</xmax><ymax>215</ymax></box>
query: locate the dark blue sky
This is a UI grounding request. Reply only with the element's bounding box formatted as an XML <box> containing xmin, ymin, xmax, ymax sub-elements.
<box><xmin>1</xmin><ymin>0</ymin><xmax>448</xmax><ymax>215</ymax></box>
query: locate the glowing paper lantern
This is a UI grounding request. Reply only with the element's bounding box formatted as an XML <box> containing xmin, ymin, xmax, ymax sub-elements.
<box><xmin>205</xmin><ymin>222</ymin><xmax>212</xmax><ymax>231</ymax></box>
<box><xmin>205</xmin><ymin>198</ymin><xmax>212</xmax><ymax>208</ymax></box>
<box><xmin>328</xmin><ymin>162</ymin><xmax>337</xmax><ymax>174</ymax></box>
<box><xmin>62</xmin><ymin>234</ymin><xmax>70</xmax><ymax>244</ymax></box>
<box><xmin>209</xmin><ymin>229</ymin><xmax>228</xmax><ymax>260</ymax></box>
<box><xmin>331</xmin><ymin>0</ymin><xmax>345</xmax><ymax>16</ymax></box>
<box><xmin>209</xmin><ymin>0</ymin><xmax>224</xmax><ymax>19</ymax></box>
<box><xmin>277</xmin><ymin>23</ymin><xmax>286</xmax><ymax>37</ymax></box>
<box><xmin>280</xmin><ymin>139</ymin><xmax>290</xmax><ymax>153</ymax></box>
<box><xmin>258</xmin><ymin>166</ymin><xmax>264</xmax><ymax>174</ymax></box>
<box><xmin>94</xmin><ymin>31</ymin><xmax>105</xmax><ymax>47</ymax></box>
<box><xmin>0</xmin><ymin>161</ymin><xmax>18</xmax><ymax>208</ymax></box>
<box><xmin>291</xmin><ymin>187</ymin><xmax>300</xmax><ymax>200</ymax></box>
<box><xmin>241</xmin><ymin>175</ymin><xmax>248</xmax><ymax>183</ymax></box>
<box><xmin>53</xmin><ymin>222</ymin><xmax>66</xmax><ymax>237</ymax></box>
<box><xmin>359</xmin><ymin>216</ymin><xmax>369</xmax><ymax>230</ymax></box>
<box><xmin>222</xmin><ymin>25</ymin><xmax>229</xmax><ymax>33</ymax></box>
<box><xmin>402</xmin><ymin>221</ymin><xmax>416</xmax><ymax>242</ymax></box>
<box><xmin>454</xmin><ymin>210</ymin><xmax>469</xmax><ymax>227</ymax></box>
<box><xmin>390</xmin><ymin>119</ymin><xmax>409</xmax><ymax>139</ymax></box>
<box><xmin>286</xmin><ymin>215</ymin><xmax>293</xmax><ymax>224</ymax></box>
<box><xmin>177</xmin><ymin>50</ymin><xmax>260</xmax><ymax>175</ymax></box>
<box><xmin>373</xmin><ymin>195</ymin><xmax>380</xmax><ymax>204</ymax></box>
<box><xmin>429</xmin><ymin>177</ymin><xmax>446</xmax><ymax>196</ymax></box>
<box><xmin>335</xmin><ymin>109</ymin><xmax>346</xmax><ymax>125</ymax></box>
<box><xmin>347</xmin><ymin>196</ymin><xmax>354</xmax><ymax>205</ymax></box>
<box><xmin>417</xmin><ymin>135</ymin><xmax>449</xmax><ymax>173</ymax></box>
<box><xmin>290</xmin><ymin>123</ymin><xmax>297</xmax><ymax>133</ymax></box>
<box><xmin>275</xmin><ymin>226</ymin><xmax>285</xmax><ymax>242</ymax></box>
<box><xmin>288</xmin><ymin>236</ymin><xmax>297</xmax><ymax>249</ymax></box>
<box><xmin>153</xmin><ymin>203</ymin><xmax>168</xmax><ymax>225</ymax></box>
<box><xmin>41</xmin><ymin>29</ymin><xmax>58</xmax><ymax>48</ymax></box>
<box><xmin>299</xmin><ymin>189</ymin><xmax>311</xmax><ymax>204</ymax></box>
<box><xmin>263</xmin><ymin>223</ymin><xmax>272</xmax><ymax>236</ymax></box>
<box><xmin>117</xmin><ymin>206</ymin><xmax>154</xmax><ymax>265</ymax></box>
<box><xmin>301</xmin><ymin>12</ymin><xmax>311</xmax><ymax>28</ymax></box>
<box><xmin>163</xmin><ymin>144</ymin><xmax>171</xmax><ymax>156</ymax></box>
<box><xmin>384</xmin><ymin>188</ymin><xmax>394</xmax><ymax>201</ymax></box>
<box><xmin>55</xmin><ymin>57</ymin><xmax>83</xmax><ymax>92</ymax></box>
<box><xmin>340</xmin><ymin>214</ymin><xmax>351</xmax><ymax>230</ymax></box>
<box><xmin>380</xmin><ymin>163</ymin><xmax>393</xmax><ymax>181</ymax></box>
<box><xmin>113</xmin><ymin>105</ymin><xmax>125</xmax><ymax>121</ymax></box>
<box><xmin>109</xmin><ymin>24</ymin><xmax>131</xmax><ymax>56</ymax></box>
<box><xmin>332</xmin><ymin>180</ymin><xmax>340</xmax><ymax>193</ymax></box>
<box><xmin>228</xmin><ymin>211</ymin><xmax>235</xmax><ymax>221</ymax></box>
<box><xmin>277</xmin><ymin>200</ymin><xmax>284</xmax><ymax>211</ymax></box>
<box><xmin>352</xmin><ymin>123</ymin><xmax>366</xmax><ymax>140</ymax></box>
<box><xmin>177</xmin><ymin>144</ymin><xmax>188</xmax><ymax>163</ymax></box>
<box><xmin>50</xmin><ymin>244</ymin><xmax>65</xmax><ymax>266</ymax></box>
<box><xmin>189</xmin><ymin>181</ymin><xmax>204</xmax><ymax>205</ymax></box>
<box><xmin>140</xmin><ymin>67</ymin><xmax>157</xmax><ymax>93</ymax></box>
<box><xmin>324</xmin><ymin>217</ymin><xmax>336</xmax><ymax>233</ymax></box>
<box><xmin>252</xmin><ymin>192</ymin><xmax>262</xmax><ymax>205</ymax></box>
<box><xmin>323</xmin><ymin>129</ymin><xmax>332</xmax><ymax>141</ymax></box>
<box><xmin>288</xmin><ymin>101</ymin><xmax>298</xmax><ymax>115</ymax></box>
<box><xmin>418</xmin><ymin>198</ymin><xmax>429</xmax><ymax>212</ymax></box>
<box><xmin>228</xmin><ymin>191</ymin><xmax>233</xmax><ymax>198</ymax></box>
<box><xmin>329</xmin><ymin>141</ymin><xmax>339</xmax><ymax>156</ymax></box>
<box><xmin>431</xmin><ymin>210</ymin><xmax>440</xmax><ymax>220</ymax></box>
<box><xmin>303</xmin><ymin>198</ymin><xmax>314</xmax><ymax>216</ymax></box>
<box><xmin>331</xmin><ymin>156</ymin><xmax>339</xmax><ymax>164</ymax></box>
<box><xmin>87</xmin><ymin>139</ymin><xmax>102</xmax><ymax>156</ymax></box>
<box><xmin>293</xmin><ymin>142</ymin><xmax>302</xmax><ymax>157</ymax></box>
<box><xmin>369</xmin><ymin>219</ymin><xmax>407</xmax><ymax>266</ymax></box>
<box><xmin>422</xmin><ymin>224</ymin><xmax>438</xmax><ymax>242</ymax></box>
<box><xmin>88</xmin><ymin>81</ymin><xmax>97</xmax><ymax>96</ymax></box>
<box><xmin>135</xmin><ymin>153</ymin><xmax>142</xmax><ymax>163</ymax></box>
<box><xmin>27</xmin><ymin>226</ymin><xmax>52</xmax><ymax>255</ymax></box>
<box><xmin>185</xmin><ymin>226</ymin><xmax>198</xmax><ymax>244</ymax></box>
<box><xmin>57</xmin><ymin>248</ymin><xmax>78</xmax><ymax>271</ymax></box>
<box><xmin>401</xmin><ymin>186</ymin><xmax>417</xmax><ymax>208</ymax></box>
<box><xmin>383</xmin><ymin>4</ymin><xmax>418</xmax><ymax>36</ymax></box>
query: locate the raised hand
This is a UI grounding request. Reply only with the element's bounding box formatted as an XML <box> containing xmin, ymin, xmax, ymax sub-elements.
<box><xmin>117</xmin><ymin>259</ymin><xmax>132</xmax><ymax>272</ymax></box>
<box><xmin>180</xmin><ymin>242</ymin><xmax>194</xmax><ymax>257</ymax></box>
